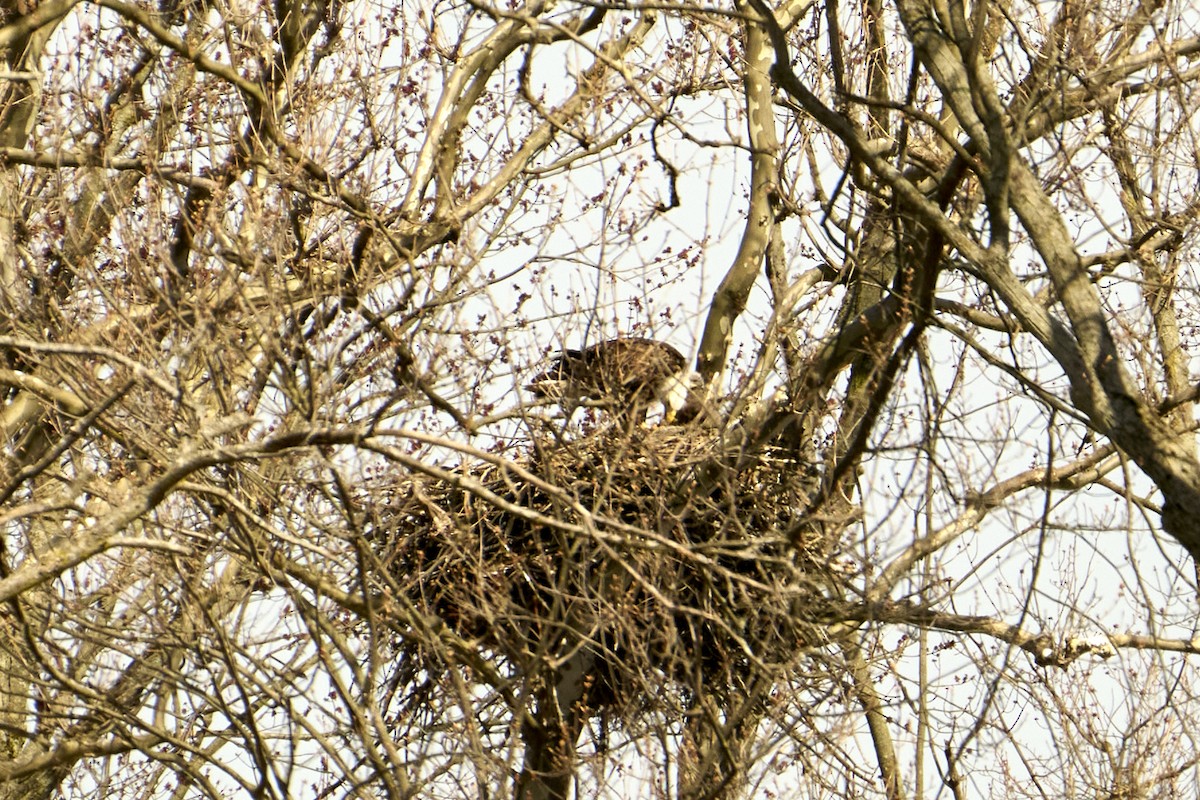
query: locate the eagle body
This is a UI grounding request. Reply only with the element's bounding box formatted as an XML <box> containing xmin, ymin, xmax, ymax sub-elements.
<box><xmin>528</xmin><ymin>337</ymin><xmax>701</xmax><ymax>424</ymax></box>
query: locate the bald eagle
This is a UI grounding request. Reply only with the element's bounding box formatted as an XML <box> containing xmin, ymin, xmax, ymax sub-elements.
<box><xmin>527</xmin><ymin>337</ymin><xmax>702</xmax><ymax>425</ymax></box>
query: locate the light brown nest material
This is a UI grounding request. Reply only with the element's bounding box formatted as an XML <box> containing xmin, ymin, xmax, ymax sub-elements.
<box><xmin>367</xmin><ymin>423</ymin><xmax>829</xmax><ymax>718</ymax></box>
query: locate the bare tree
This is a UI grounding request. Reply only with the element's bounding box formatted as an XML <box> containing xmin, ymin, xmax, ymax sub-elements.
<box><xmin>1</xmin><ymin>0</ymin><xmax>1200</xmax><ymax>797</ymax></box>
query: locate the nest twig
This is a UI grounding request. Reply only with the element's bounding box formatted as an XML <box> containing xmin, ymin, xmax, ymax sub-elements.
<box><xmin>365</xmin><ymin>422</ymin><xmax>831</xmax><ymax>721</ymax></box>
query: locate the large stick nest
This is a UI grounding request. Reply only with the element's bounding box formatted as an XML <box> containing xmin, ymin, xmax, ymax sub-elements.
<box><xmin>367</xmin><ymin>422</ymin><xmax>833</xmax><ymax>721</ymax></box>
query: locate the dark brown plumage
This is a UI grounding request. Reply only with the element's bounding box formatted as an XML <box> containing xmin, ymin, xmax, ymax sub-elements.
<box><xmin>527</xmin><ymin>337</ymin><xmax>700</xmax><ymax>424</ymax></box>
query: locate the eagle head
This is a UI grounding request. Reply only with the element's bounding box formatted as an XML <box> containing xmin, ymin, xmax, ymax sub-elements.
<box><xmin>657</xmin><ymin>369</ymin><xmax>703</xmax><ymax>424</ymax></box>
